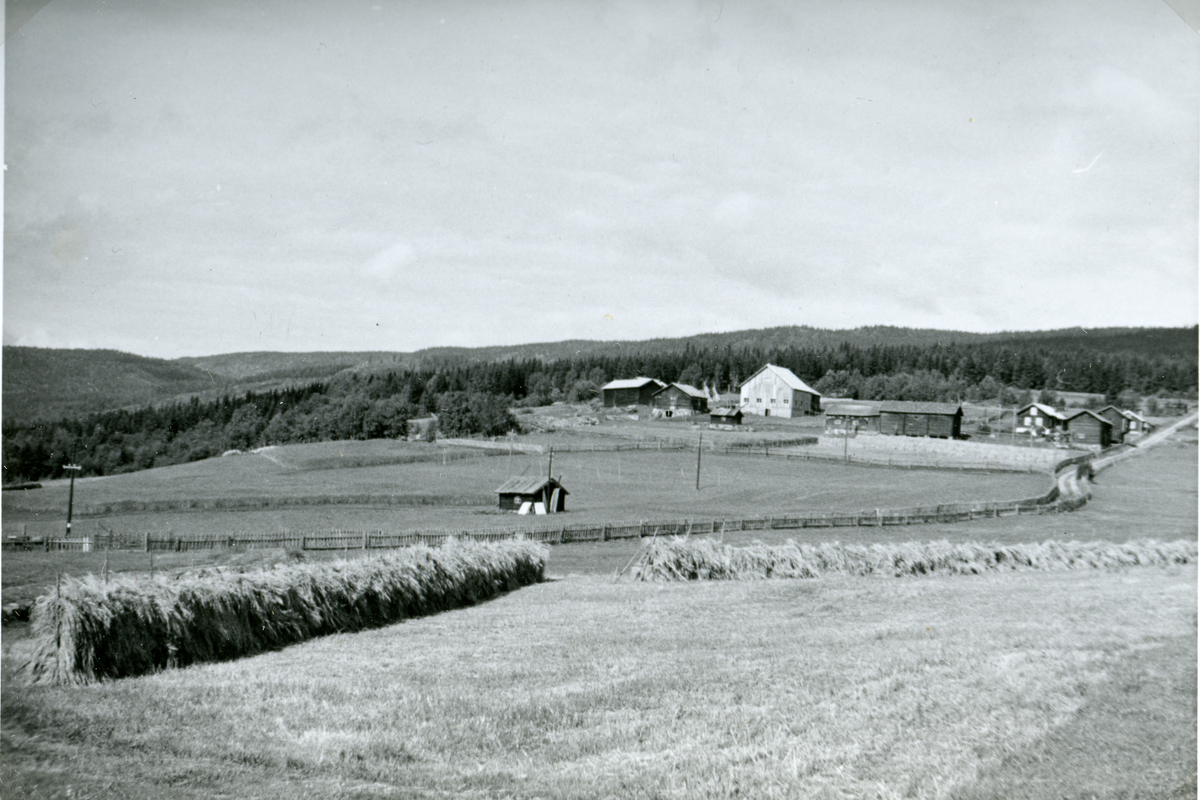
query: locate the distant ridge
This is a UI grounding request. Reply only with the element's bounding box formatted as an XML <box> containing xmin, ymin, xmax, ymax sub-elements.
<box><xmin>4</xmin><ymin>325</ymin><xmax>1195</xmax><ymax>423</ymax></box>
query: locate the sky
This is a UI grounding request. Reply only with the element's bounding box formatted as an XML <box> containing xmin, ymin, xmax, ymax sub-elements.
<box><xmin>3</xmin><ymin>0</ymin><xmax>1198</xmax><ymax>360</ymax></box>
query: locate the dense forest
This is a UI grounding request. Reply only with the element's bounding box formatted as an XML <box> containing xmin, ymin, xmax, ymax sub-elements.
<box><xmin>3</xmin><ymin>329</ymin><xmax>1196</xmax><ymax>483</ymax></box>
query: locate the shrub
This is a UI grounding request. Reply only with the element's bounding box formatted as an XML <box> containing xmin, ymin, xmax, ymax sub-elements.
<box><xmin>21</xmin><ymin>539</ymin><xmax>548</xmax><ymax>685</ymax></box>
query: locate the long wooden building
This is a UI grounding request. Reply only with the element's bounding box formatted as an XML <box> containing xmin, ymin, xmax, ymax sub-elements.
<box><xmin>601</xmin><ymin>377</ymin><xmax>666</xmax><ymax>407</ymax></box>
<box><xmin>878</xmin><ymin>401</ymin><xmax>963</xmax><ymax>439</ymax></box>
<box><xmin>823</xmin><ymin>402</ymin><xmax>881</xmax><ymax>434</ymax></box>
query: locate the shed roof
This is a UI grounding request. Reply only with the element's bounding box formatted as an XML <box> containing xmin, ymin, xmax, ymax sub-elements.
<box><xmin>601</xmin><ymin>377</ymin><xmax>664</xmax><ymax>391</ymax></box>
<box><xmin>824</xmin><ymin>402</ymin><xmax>881</xmax><ymax>417</ymax></box>
<box><xmin>494</xmin><ymin>476</ymin><xmax>569</xmax><ymax>495</ymax></box>
<box><xmin>1125</xmin><ymin>411</ymin><xmax>1150</xmax><ymax>423</ymax></box>
<box><xmin>655</xmin><ymin>382</ymin><xmax>708</xmax><ymax>399</ymax></box>
<box><xmin>739</xmin><ymin>363</ymin><xmax>821</xmax><ymax>396</ymax></box>
<box><xmin>1065</xmin><ymin>409</ymin><xmax>1112</xmax><ymax>426</ymax></box>
<box><xmin>710</xmin><ymin>406</ymin><xmax>743</xmax><ymax>416</ymax></box>
<box><xmin>878</xmin><ymin>401</ymin><xmax>963</xmax><ymax>415</ymax></box>
<box><xmin>1018</xmin><ymin>402</ymin><xmax>1066</xmax><ymax>421</ymax></box>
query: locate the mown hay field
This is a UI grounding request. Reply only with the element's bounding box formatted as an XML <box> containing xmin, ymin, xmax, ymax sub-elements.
<box><xmin>2</xmin><ymin>562</ymin><xmax>1194</xmax><ymax>799</ymax></box>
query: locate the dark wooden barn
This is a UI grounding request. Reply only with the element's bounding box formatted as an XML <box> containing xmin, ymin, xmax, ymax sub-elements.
<box><xmin>1064</xmin><ymin>410</ymin><xmax>1113</xmax><ymax>449</ymax></box>
<box><xmin>651</xmin><ymin>383</ymin><xmax>709</xmax><ymax>416</ymax></box>
<box><xmin>823</xmin><ymin>402</ymin><xmax>881</xmax><ymax>434</ymax></box>
<box><xmin>495</xmin><ymin>476</ymin><xmax>568</xmax><ymax>513</ymax></box>
<box><xmin>878</xmin><ymin>401</ymin><xmax>962</xmax><ymax>438</ymax></box>
<box><xmin>1097</xmin><ymin>406</ymin><xmax>1131</xmax><ymax>444</ymax></box>
<box><xmin>709</xmin><ymin>406</ymin><xmax>744</xmax><ymax>425</ymax></box>
<box><xmin>601</xmin><ymin>377</ymin><xmax>666</xmax><ymax>408</ymax></box>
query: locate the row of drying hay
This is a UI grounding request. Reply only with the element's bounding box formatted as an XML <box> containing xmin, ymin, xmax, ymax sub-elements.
<box><xmin>20</xmin><ymin>539</ymin><xmax>548</xmax><ymax>686</ymax></box>
<box><xmin>631</xmin><ymin>538</ymin><xmax>1197</xmax><ymax>582</ymax></box>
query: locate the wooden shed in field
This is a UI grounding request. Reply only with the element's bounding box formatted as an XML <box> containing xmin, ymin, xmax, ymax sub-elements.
<box><xmin>709</xmin><ymin>406</ymin><xmax>744</xmax><ymax>425</ymax></box>
<box><xmin>601</xmin><ymin>377</ymin><xmax>666</xmax><ymax>408</ymax></box>
<box><xmin>823</xmin><ymin>402</ymin><xmax>881</xmax><ymax>435</ymax></box>
<box><xmin>878</xmin><ymin>401</ymin><xmax>962</xmax><ymax>439</ymax></box>
<box><xmin>1064</xmin><ymin>410</ymin><xmax>1113</xmax><ymax>449</ymax></box>
<box><xmin>1015</xmin><ymin>403</ymin><xmax>1066</xmax><ymax>435</ymax></box>
<box><xmin>738</xmin><ymin>364</ymin><xmax>821</xmax><ymax>418</ymax></box>
<box><xmin>651</xmin><ymin>383</ymin><xmax>709</xmax><ymax>416</ymax></box>
<box><xmin>495</xmin><ymin>476</ymin><xmax>568</xmax><ymax>513</ymax></box>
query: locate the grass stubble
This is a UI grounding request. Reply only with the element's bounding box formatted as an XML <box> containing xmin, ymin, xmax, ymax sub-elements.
<box><xmin>2</xmin><ymin>557</ymin><xmax>1194</xmax><ymax>799</ymax></box>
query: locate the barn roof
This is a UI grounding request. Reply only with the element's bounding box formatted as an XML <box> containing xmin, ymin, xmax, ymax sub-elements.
<box><xmin>879</xmin><ymin>401</ymin><xmax>963</xmax><ymax>415</ymax></box>
<box><xmin>495</xmin><ymin>476</ymin><xmax>568</xmax><ymax>495</ymax></box>
<box><xmin>655</xmin><ymin>382</ymin><xmax>708</xmax><ymax>399</ymax></box>
<box><xmin>1018</xmin><ymin>402</ymin><xmax>1066</xmax><ymax>421</ymax></box>
<box><xmin>1065</xmin><ymin>409</ymin><xmax>1112</xmax><ymax>426</ymax></box>
<box><xmin>739</xmin><ymin>363</ymin><xmax>821</xmax><ymax>396</ymax></box>
<box><xmin>602</xmin><ymin>377</ymin><xmax>664</xmax><ymax>391</ymax></box>
<box><xmin>824</xmin><ymin>402</ymin><xmax>881</xmax><ymax>417</ymax></box>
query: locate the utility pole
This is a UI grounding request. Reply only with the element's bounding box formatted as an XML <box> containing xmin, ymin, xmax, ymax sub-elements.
<box><xmin>695</xmin><ymin>433</ymin><xmax>703</xmax><ymax>491</ymax></box>
<box><xmin>547</xmin><ymin>446</ymin><xmax>554</xmax><ymax>483</ymax></box>
<box><xmin>63</xmin><ymin>464</ymin><xmax>82</xmax><ymax>539</ymax></box>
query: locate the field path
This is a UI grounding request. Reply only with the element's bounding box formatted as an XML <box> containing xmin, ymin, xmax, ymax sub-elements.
<box><xmin>1093</xmin><ymin>412</ymin><xmax>1199</xmax><ymax>473</ymax></box>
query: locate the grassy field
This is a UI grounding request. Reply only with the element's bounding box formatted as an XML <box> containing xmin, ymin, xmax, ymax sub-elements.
<box><xmin>0</xmin><ymin>429</ymin><xmax>1195</xmax><ymax>798</ymax></box>
<box><xmin>2</xmin><ymin>564</ymin><xmax>1193</xmax><ymax>799</ymax></box>
<box><xmin>3</xmin><ymin>428</ymin><xmax>1193</xmax><ymax>606</ymax></box>
<box><xmin>2</xmin><ymin>438</ymin><xmax>1049</xmax><ymax>542</ymax></box>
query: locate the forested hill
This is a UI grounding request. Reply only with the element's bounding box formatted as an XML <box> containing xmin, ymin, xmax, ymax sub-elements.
<box><xmin>401</xmin><ymin>325</ymin><xmax>1200</xmax><ymax>365</ymax></box>
<box><xmin>1</xmin><ymin>347</ymin><xmax>225</xmax><ymax>423</ymax></box>
<box><xmin>3</xmin><ymin>325</ymin><xmax>1195</xmax><ymax>483</ymax></box>
<box><xmin>4</xmin><ymin>326</ymin><xmax>1196</xmax><ymax>424</ymax></box>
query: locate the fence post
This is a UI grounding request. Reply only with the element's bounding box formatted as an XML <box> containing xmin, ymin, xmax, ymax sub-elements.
<box><xmin>601</xmin><ymin>524</ymin><xmax>609</xmax><ymax>542</ymax></box>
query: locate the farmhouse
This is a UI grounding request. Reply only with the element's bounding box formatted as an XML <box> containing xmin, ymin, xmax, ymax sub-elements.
<box><xmin>823</xmin><ymin>402</ymin><xmax>881</xmax><ymax>435</ymax></box>
<box><xmin>1064</xmin><ymin>410</ymin><xmax>1113</xmax><ymax>449</ymax></box>
<box><xmin>1015</xmin><ymin>403</ymin><xmax>1066</xmax><ymax>435</ymax></box>
<box><xmin>1097</xmin><ymin>406</ymin><xmax>1132</xmax><ymax>444</ymax></box>
<box><xmin>601</xmin><ymin>377</ymin><xmax>667</xmax><ymax>408</ymax></box>
<box><xmin>878</xmin><ymin>401</ymin><xmax>963</xmax><ymax>439</ymax></box>
<box><xmin>651</xmin><ymin>383</ymin><xmax>709</xmax><ymax>416</ymax></box>
<box><xmin>709</xmin><ymin>406</ymin><xmax>744</xmax><ymax>425</ymax></box>
<box><xmin>739</xmin><ymin>364</ymin><xmax>821</xmax><ymax>418</ymax></box>
<box><xmin>495</xmin><ymin>476</ymin><xmax>568</xmax><ymax>514</ymax></box>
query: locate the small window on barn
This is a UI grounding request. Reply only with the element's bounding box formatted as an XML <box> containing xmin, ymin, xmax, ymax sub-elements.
<box><xmin>784</xmin><ymin>398</ymin><xmax>789</xmax><ymax>404</ymax></box>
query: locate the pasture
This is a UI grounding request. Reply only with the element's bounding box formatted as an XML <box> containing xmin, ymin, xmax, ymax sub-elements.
<box><xmin>2</xmin><ymin>437</ymin><xmax>1050</xmax><ymax>543</ymax></box>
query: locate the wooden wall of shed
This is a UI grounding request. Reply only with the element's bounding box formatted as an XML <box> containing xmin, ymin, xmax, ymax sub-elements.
<box><xmin>879</xmin><ymin>413</ymin><xmax>960</xmax><ymax>438</ymax></box>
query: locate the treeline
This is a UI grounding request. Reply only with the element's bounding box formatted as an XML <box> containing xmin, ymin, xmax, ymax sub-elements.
<box><xmin>3</xmin><ymin>335</ymin><xmax>1195</xmax><ymax>483</ymax></box>
<box><xmin>2</xmin><ymin>372</ymin><xmax>518</xmax><ymax>483</ymax></box>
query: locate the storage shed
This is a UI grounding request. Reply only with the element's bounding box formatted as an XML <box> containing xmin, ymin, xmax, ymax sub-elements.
<box><xmin>709</xmin><ymin>406</ymin><xmax>744</xmax><ymax>425</ymax></box>
<box><xmin>878</xmin><ymin>401</ymin><xmax>962</xmax><ymax>438</ymax></box>
<box><xmin>739</xmin><ymin>364</ymin><xmax>821</xmax><ymax>418</ymax></box>
<box><xmin>1097</xmin><ymin>406</ymin><xmax>1135</xmax><ymax>444</ymax></box>
<box><xmin>1064</xmin><ymin>410</ymin><xmax>1113</xmax><ymax>449</ymax></box>
<box><xmin>1015</xmin><ymin>403</ymin><xmax>1066</xmax><ymax>435</ymax></box>
<box><xmin>495</xmin><ymin>476</ymin><xmax>568</xmax><ymax>513</ymax></box>
<box><xmin>601</xmin><ymin>377</ymin><xmax>667</xmax><ymax>408</ymax></box>
<box><xmin>651</xmin><ymin>383</ymin><xmax>709</xmax><ymax>416</ymax></box>
<box><xmin>824</xmin><ymin>402</ymin><xmax>881</xmax><ymax>435</ymax></box>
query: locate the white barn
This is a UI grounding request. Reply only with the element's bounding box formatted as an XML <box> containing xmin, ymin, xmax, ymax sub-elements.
<box><xmin>738</xmin><ymin>364</ymin><xmax>821</xmax><ymax>418</ymax></box>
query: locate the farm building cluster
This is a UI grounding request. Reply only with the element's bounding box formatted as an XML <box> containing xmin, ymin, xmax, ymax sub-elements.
<box><xmin>600</xmin><ymin>363</ymin><xmax>823</xmax><ymax>421</ymax></box>
<box><xmin>1012</xmin><ymin>403</ymin><xmax>1153</xmax><ymax>448</ymax></box>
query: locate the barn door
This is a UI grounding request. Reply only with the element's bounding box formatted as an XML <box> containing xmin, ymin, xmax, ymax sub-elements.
<box><xmin>550</xmin><ymin>487</ymin><xmax>563</xmax><ymax>513</ymax></box>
